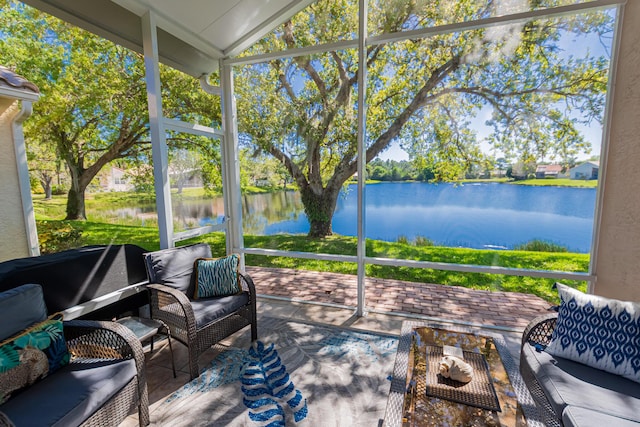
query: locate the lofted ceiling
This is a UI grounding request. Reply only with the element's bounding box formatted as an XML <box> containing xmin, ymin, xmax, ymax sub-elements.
<box><xmin>21</xmin><ymin>0</ymin><xmax>314</xmax><ymax>77</ymax></box>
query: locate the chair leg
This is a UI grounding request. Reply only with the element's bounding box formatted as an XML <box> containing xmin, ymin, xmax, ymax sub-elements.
<box><xmin>138</xmin><ymin>380</ymin><xmax>150</xmax><ymax>426</ymax></box>
<box><xmin>188</xmin><ymin>347</ymin><xmax>199</xmax><ymax>380</ymax></box>
<box><xmin>251</xmin><ymin>321</ymin><xmax>258</xmax><ymax>342</ymax></box>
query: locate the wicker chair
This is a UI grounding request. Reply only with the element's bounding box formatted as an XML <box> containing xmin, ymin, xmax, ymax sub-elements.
<box><xmin>144</xmin><ymin>244</ymin><xmax>257</xmax><ymax>379</ymax></box>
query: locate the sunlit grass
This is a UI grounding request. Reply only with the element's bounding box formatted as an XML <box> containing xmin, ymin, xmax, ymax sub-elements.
<box><xmin>511</xmin><ymin>178</ymin><xmax>597</xmax><ymax>187</ymax></box>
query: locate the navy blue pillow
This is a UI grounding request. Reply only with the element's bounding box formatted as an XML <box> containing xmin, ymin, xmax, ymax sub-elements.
<box><xmin>144</xmin><ymin>243</ymin><xmax>212</xmax><ymax>296</ymax></box>
<box><xmin>0</xmin><ymin>284</ymin><xmax>47</xmax><ymax>341</ymax></box>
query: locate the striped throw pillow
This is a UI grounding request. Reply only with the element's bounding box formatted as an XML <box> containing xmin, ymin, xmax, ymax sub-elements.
<box><xmin>193</xmin><ymin>255</ymin><xmax>241</xmax><ymax>299</ymax></box>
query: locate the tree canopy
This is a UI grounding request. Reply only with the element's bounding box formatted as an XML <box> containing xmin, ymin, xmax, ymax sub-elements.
<box><xmin>235</xmin><ymin>0</ymin><xmax>612</xmax><ymax>237</ymax></box>
<box><xmin>0</xmin><ymin>0</ymin><xmax>221</xmax><ymax>219</ymax></box>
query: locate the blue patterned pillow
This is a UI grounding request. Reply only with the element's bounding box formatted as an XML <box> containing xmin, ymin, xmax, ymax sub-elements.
<box><xmin>194</xmin><ymin>255</ymin><xmax>241</xmax><ymax>299</ymax></box>
<box><xmin>545</xmin><ymin>283</ymin><xmax>640</xmax><ymax>383</ymax></box>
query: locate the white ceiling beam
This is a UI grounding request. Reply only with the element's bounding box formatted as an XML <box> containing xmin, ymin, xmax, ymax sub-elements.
<box><xmin>112</xmin><ymin>0</ymin><xmax>225</xmax><ymax>60</ymax></box>
<box><xmin>224</xmin><ymin>0</ymin><xmax>316</xmax><ymax>58</ymax></box>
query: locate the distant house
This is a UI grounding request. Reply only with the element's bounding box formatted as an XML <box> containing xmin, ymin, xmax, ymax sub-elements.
<box><xmin>101</xmin><ymin>166</ymin><xmax>133</xmax><ymax>191</ymax></box>
<box><xmin>535</xmin><ymin>164</ymin><xmax>563</xmax><ymax>179</ymax></box>
<box><xmin>570</xmin><ymin>161</ymin><xmax>599</xmax><ymax>180</ymax></box>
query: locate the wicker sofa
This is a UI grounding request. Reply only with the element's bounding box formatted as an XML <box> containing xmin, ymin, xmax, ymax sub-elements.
<box><xmin>521</xmin><ymin>298</ymin><xmax>640</xmax><ymax>426</ymax></box>
<box><xmin>0</xmin><ymin>284</ymin><xmax>149</xmax><ymax>427</ymax></box>
<box><xmin>0</xmin><ymin>245</ymin><xmax>153</xmax><ymax>426</ymax></box>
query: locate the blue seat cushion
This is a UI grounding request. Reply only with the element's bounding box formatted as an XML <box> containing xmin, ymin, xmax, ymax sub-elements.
<box><xmin>0</xmin><ymin>359</ymin><xmax>136</xmax><ymax>427</ymax></box>
<box><xmin>144</xmin><ymin>243</ymin><xmax>212</xmax><ymax>296</ymax></box>
<box><xmin>563</xmin><ymin>406</ymin><xmax>640</xmax><ymax>427</ymax></box>
<box><xmin>0</xmin><ymin>284</ymin><xmax>47</xmax><ymax>341</ymax></box>
<box><xmin>522</xmin><ymin>343</ymin><xmax>640</xmax><ymax>422</ymax></box>
<box><xmin>191</xmin><ymin>292</ymin><xmax>250</xmax><ymax>328</ymax></box>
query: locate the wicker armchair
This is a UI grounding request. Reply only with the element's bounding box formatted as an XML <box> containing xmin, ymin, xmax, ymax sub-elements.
<box><xmin>1</xmin><ymin>319</ymin><xmax>149</xmax><ymax>427</ymax></box>
<box><xmin>519</xmin><ymin>313</ymin><xmax>560</xmax><ymax>427</ymax></box>
<box><xmin>144</xmin><ymin>244</ymin><xmax>258</xmax><ymax>380</ymax></box>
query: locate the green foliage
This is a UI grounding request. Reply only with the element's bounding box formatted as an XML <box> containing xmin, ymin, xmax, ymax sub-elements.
<box><xmin>396</xmin><ymin>235</ymin><xmax>409</xmax><ymax>244</ymax></box>
<box><xmin>414</xmin><ymin>236</ymin><xmax>435</xmax><ymax>247</ymax></box>
<box><xmin>37</xmin><ymin>221</ymin><xmax>83</xmax><ymax>254</ymax></box>
<box><xmin>51</xmin><ymin>185</ymin><xmax>66</xmax><ymax>196</ymax></box>
<box><xmin>515</xmin><ymin>240</ymin><xmax>569</xmax><ymax>253</ymax></box>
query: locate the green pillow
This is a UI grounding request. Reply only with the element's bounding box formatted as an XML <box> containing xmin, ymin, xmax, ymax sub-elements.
<box><xmin>0</xmin><ymin>313</ymin><xmax>71</xmax><ymax>404</ymax></box>
<box><xmin>194</xmin><ymin>254</ymin><xmax>241</xmax><ymax>299</ymax></box>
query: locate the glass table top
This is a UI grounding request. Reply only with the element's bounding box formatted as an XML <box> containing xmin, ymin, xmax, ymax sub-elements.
<box><xmin>384</xmin><ymin>322</ymin><xmax>542</xmax><ymax>427</ymax></box>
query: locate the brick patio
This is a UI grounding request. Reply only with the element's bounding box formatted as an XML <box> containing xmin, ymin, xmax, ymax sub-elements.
<box><xmin>246</xmin><ymin>266</ymin><xmax>553</xmax><ymax>330</ymax></box>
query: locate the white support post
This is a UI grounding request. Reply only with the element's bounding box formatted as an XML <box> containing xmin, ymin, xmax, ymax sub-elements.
<box><xmin>588</xmin><ymin>2</ymin><xmax>625</xmax><ymax>294</ymax></box>
<box><xmin>12</xmin><ymin>101</ymin><xmax>39</xmax><ymax>256</ymax></box>
<box><xmin>142</xmin><ymin>11</ymin><xmax>173</xmax><ymax>249</ymax></box>
<box><xmin>356</xmin><ymin>0</ymin><xmax>368</xmax><ymax>317</ymax></box>
<box><xmin>219</xmin><ymin>60</ymin><xmax>245</xmax><ymax>265</ymax></box>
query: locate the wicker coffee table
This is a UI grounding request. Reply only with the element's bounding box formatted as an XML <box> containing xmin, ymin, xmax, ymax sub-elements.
<box><xmin>383</xmin><ymin>322</ymin><xmax>543</xmax><ymax>426</ymax></box>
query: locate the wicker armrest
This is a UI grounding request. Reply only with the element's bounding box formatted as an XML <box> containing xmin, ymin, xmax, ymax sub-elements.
<box><xmin>239</xmin><ymin>272</ymin><xmax>257</xmax><ymax>297</ymax></box>
<box><xmin>147</xmin><ymin>283</ymin><xmax>195</xmax><ymax>317</ymax></box>
<box><xmin>63</xmin><ymin>319</ymin><xmax>149</xmax><ymax>427</ymax></box>
<box><xmin>146</xmin><ymin>283</ymin><xmax>197</xmax><ymax>338</ymax></box>
<box><xmin>521</xmin><ymin>313</ymin><xmax>558</xmax><ymax>349</ymax></box>
<box><xmin>64</xmin><ymin>319</ymin><xmax>144</xmax><ymax>362</ymax></box>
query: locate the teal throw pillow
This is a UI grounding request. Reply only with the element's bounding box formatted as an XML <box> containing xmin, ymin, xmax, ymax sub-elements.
<box><xmin>0</xmin><ymin>313</ymin><xmax>71</xmax><ymax>404</ymax></box>
<box><xmin>545</xmin><ymin>283</ymin><xmax>640</xmax><ymax>383</ymax></box>
<box><xmin>194</xmin><ymin>254</ymin><xmax>241</xmax><ymax>299</ymax></box>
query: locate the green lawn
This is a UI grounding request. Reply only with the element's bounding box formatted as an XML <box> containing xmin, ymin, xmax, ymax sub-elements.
<box><xmin>37</xmin><ymin>219</ymin><xmax>589</xmax><ymax>304</ymax></box>
<box><xmin>509</xmin><ymin>178</ymin><xmax>597</xmax><ymax>187</ymax></box>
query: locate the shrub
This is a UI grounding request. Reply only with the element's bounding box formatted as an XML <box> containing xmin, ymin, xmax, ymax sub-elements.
<box><xmin>515</xmin><ymin>239</ymin><xmax>568</xmax><ymax>253</ymax></box>
<box><xmin>51</xmin><ymin>185</ymin><xmax>67</xmax><ymax>195</ymax></box>
<box><xmin>414</xmin><ymin>236</ymin><xmax>435</xmax><ymax>247</ymax></box>
<box><xmin>396</xmin><ymin>235</ymin><xmax>409</xmax><ymax>244</ymax></box>
<box><xmin>37</xmin><ymin>221</ymin><xmax>83</xmax><ymax>254</ymax></box>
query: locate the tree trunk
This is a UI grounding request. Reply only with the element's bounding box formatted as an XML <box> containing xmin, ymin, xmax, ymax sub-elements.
<box><xmin>65</xmin><ymin>186</ymin><xmax>86</xmax><ymax>220</ymax></box>
<box><xmin>301</xmin><ymin>186</ymin><xmax>339</xmax><ymax>238</ymax></box>
<box><xmin>40</xmin><ymin>177</ymin><xmax>52</xmax><ymax>200</ymax></box>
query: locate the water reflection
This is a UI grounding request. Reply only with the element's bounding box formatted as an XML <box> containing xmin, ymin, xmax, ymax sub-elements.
<box><xmin>101</xmin><ymin>183</ymin><xmax>596</xmax><ymax>252</ymax></box>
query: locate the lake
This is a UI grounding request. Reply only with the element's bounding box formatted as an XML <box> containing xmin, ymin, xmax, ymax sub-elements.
<box><xmin>262</xmin><ymin>182</ymin><xmax>596</xmax><ymax>253</ymax></box>
<box><xmin>109</xmin><ymin>182</ymin><xmax>597</xmax><ymax>253</ymax></box>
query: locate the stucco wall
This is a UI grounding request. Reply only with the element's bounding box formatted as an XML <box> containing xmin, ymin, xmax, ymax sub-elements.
<box><xmin>594</xmin><ymin>1</ymin><xmax>640</xmax><ymax>302</ymax></box>
<box><xmin>0</xmin><ymin>100</ymin><xmax>30</xmax><ymax>262</ymax></box>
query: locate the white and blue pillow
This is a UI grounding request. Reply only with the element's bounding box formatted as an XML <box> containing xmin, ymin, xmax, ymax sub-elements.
<box><xmin>546</xmin><ymin>283</ymin><xmax>640</xmax><ymax>383</ymax></box>
<box><xmin>193</xmin><ymin>255</ymin><xmax>241</xmax><ymax>299</ymax></box>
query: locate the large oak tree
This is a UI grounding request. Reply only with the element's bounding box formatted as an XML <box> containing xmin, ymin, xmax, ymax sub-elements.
<box><xmin>235</xmin><ymin>0</ymin><xmax>612</xmax><ymax>237</ymax></box>
<box><xmin>0</xmin><ymin>0</ymin><xmax>221</xmax><ymax>219</ymax></box>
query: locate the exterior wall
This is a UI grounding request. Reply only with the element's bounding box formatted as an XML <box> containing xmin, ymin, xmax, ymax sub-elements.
<box><xmin>594</xmin><ymin>1</ymin><xmax>640</xmax><ymax>302</ymax></box>
<box><xmin>0</xmin><ymin>100</ymin><xmax>30</xmax><ymax>261</ymax></box>
<box><xmin>570</xmin><ymin>162</ymin><xmax>598</xmax><ymax>180</ymax></box>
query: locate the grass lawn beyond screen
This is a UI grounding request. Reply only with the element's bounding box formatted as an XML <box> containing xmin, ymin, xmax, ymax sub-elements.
<box><xmin>36</xmin><ymin>219</ymin><xmax>588</xmax><ymax>304</ymax></box>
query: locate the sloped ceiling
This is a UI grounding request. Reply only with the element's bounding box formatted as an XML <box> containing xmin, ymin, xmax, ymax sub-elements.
<box><xmin>21</xmin><ymin>0</ymin><xmax>314</xmax><ymax>77</ymax></box>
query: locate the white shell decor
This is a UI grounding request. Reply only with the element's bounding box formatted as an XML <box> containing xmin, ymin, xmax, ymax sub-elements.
<box><xmin>438</xmin><ymin>355</ymin><xmax>474</xmax><ymax>383</ymax></box>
